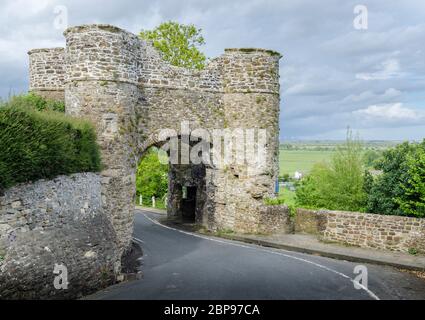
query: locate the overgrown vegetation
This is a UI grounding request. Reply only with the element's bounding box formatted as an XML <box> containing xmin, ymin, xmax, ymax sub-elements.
<box><xmin>0</xmin><ymin>94</ymin><xmax>101</xmax><ymax>192</ymax></box>
<box><xmin>397</xmin><ymin>143</ymin><xmax>425</xmax><ymax>217</ymax></box>
<box><xmin>139</xmin><ymin>21</ymin><xmax>207</xmax><ymax>70</ymax></box>
<box><xmin>367</xmin><ymin>141</ymin><xmax>425</xmax><ymax>217</ymax></box>
<box><xmin>6</xmin><ymin>92</ymin><xmax>65</xmax><ymax>112</ymax></box>
<box><xmin>295</xmin><ymin>131</ymin><xmax>367</xmax><ymax>212</ymax></box>
<box><xmin>408</xmin><ymin>248</ymin><xmax>419</xmax><ymax>256</ymax></box>
<box><xmin>264</xmin><ymin>197</ymin><xmax>286</xmax><ymax>206</ymax></box>
<box><xmin>290</xmin><ymin>132</ymin><xmax>425</xmax><ymax>218</ymax></box>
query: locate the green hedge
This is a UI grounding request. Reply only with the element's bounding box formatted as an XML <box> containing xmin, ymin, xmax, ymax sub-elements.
<box><xmin>0</xmin><ymin>104</ymin><xmax>101</xmax><ymax>192</ymax></box>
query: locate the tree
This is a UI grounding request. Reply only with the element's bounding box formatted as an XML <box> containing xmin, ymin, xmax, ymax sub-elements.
<box><xmin>140</xmin><ymin>21</ymin><xmax>207</xmax><ymax>70</ymax></box>
<box><xmin>363</xmin><ymin>170</ymin><xmax>374</xmax><ymax>195</ymax></box>
<box><xmin>395</xmin><ymin>141</ymin><xmax>425</xmax><ymax>217</ymax></box>
<box><xmin>363</xmin><ymin>149</ymin><xmax>382</xmax><ymax>168</ymax></box>
<box><xmin>366</xmin><ymin>142</ymin><xmax>415</xmax><ymax>216</ymax></box>
<box><xmin>136</xmin><ymin>148</ymin><xmax>169</xmax><ymax>206</ymax></box>
<box><xmin>295</xmin><ymin>131</ymin><xmax>367</xmax><ymax>212</ymax></box>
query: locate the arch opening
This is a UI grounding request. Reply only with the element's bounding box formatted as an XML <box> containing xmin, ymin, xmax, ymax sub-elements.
<box><xmin>136</xmin><ymin>137</ymin><xmax>210</xmax><ymax>226</ymax></box>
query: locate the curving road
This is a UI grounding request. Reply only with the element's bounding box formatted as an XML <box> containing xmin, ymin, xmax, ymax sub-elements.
<box><xmin>88</xmin><ymin>210</ymin><xmax>425</xmax><ymax>300</ymax></box>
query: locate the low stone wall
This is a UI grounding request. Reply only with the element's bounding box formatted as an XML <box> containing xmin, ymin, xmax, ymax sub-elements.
<box><xmin>294</xmin><ymin>208</ymin><xmax>326</xmax><ymax>235</ymax></box>
<box><xmin>294</xmin><ymin>209</ymin><xmax>425</xmax><ymax>254</ymax></box>
<box><xmin>258</xmin><ymin>205</ymin><xmax>293</xmax><ymax>234</ymax></box>
<box><xmin>0</xmin><ymin>173</ymin><xmax>120</xmax><ymax>299</ymax></box>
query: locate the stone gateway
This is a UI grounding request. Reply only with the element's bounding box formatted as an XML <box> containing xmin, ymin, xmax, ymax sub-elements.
<box><xmin>28</xmin><ymin>24</ymin><xmax>283</xmax><ymax>257</ymax></box>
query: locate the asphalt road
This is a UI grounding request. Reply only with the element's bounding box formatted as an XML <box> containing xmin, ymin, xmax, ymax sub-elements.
<box><xmin>88</xmin><ymin>210</ymin><xmax>425</xmax><ymax>300</ymax></box>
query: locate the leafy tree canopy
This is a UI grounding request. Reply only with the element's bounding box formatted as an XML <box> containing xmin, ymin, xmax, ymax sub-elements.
<box><xmin>136</xmin><ymin>147</ymin><xmax>168</xmax><ymax>205</ymax></box>
<box><xmin>366</xmin><ymin>142</ymin><xmax>416</xmax><ymax>216</ymax></box>
<box><xmin>395</xmin><ymin>140</ymin><xmax>425</xmax><ymax>217</ymax></box>
<box><xmin>140</xmin><ymin>21</ymin><xmax>207</xmax><ymax>70</ymax></box>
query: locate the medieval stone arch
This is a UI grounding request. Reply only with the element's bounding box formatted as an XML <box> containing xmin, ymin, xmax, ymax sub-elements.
<box><xmin>28</xmin><ymin>24</ymin><xmax>282</xmax><ymax>256</ymax></box>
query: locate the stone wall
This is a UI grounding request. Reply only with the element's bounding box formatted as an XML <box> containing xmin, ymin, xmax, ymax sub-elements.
<box><xmin>258</xmin><ymin>205</ymin><xmax>293</xmax><ymax>234</ymax></box>
<box><xmin>0</xmin><ymin>173</ymin><xmax>120</xmax><ymax>299</ymax></box>
<box><xmin>294</xmin><ymin>209</ymin><xmax>425</xmax><ymax>253</ymax></box>
<box><xmin>294</xmin><ymin>208</ymin><xmax>327</xmax><ymax>235</ymax></box>
<box><xmin>28</xmin><ymin>48</ymin><xmax>65</xmax><ymax>101</ymax></box>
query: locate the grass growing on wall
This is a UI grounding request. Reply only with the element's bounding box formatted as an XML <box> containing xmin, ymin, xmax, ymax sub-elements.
<box><xmin>0</xmin><ymin>95</ymin><xmax>101</xmax><ymax>192</ymax></box>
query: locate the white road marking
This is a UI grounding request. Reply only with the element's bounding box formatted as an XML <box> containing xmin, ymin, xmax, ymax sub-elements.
<box><xmin>139</xmin><ymin>211</ymin><xmax>380</xmax><ymax>300</ymax></box>
<box><xmin>133</xmin><ymin>237</ymin><xmax>145</xmax><ymax>244</ymax></box>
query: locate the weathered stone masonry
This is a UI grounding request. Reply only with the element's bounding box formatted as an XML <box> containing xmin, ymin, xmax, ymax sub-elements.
<box><xmin>0</xmin><ymin>173</ymin><xmax>119</xmax><ymax>299</ymax></box>
<box><xmin>28</xmin><ymin>48</ymin><xmax>65</xmax><ymax>101</ymax></box>
<box><xmin>28</xmin><ymin>24</ymin><xmax>283</xmax><ymax>256</ymax></box>
<box><xmin>295</xmin><ymin>209</ymin><xmax>425</xmax><ymax>253</ymax></box>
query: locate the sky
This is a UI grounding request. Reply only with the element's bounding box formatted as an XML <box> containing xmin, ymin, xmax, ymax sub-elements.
<box><xmin>1</xmin><ymin>0</ymin><xmax>424</xmax><ymax>141</ymax></box>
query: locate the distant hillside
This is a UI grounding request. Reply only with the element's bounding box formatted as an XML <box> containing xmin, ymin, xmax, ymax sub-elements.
<box><xmin>280</xmin><ymin>140</ymin><xmax>402</xmax><ymax>151</ymax></box>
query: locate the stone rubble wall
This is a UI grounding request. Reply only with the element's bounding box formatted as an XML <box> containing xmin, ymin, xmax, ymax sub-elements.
<box><xmin>294</xmin><ymin>208</ymin><xmax>425</xmax><ymax>253</ymax></box>
<box><xmin>139</xmin><ymin>43</ymin><xmax>224</xmax><ymax>92</ymax></box>
<box><xmin>0</xmin><ymin>173</ymin><xmax>120</xmax><ymax>299</ymax></box>
<box><xmin>28</xmin><ymin>48</ymin><xmax>66</xmax><ymax>101</ymax></box>
<box><xmin>258</xmin><ymin>205</ymin><xmax>293</xmax><ymax>234</ymax></box>
<box><xmin>294</xmin><ymin>208</ymin><xmax>328</xmax><ymax>235</ymax></box>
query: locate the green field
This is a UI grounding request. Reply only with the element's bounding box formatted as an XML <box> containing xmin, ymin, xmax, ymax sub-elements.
<box><xmin>279</xmin><ymin>149</ymin><xmax>334</xmax><ymax>177</ymax></box>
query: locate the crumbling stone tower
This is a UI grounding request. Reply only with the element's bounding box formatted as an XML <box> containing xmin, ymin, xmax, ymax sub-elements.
<box><xmin>28</xmin><ymin>24</ymin><xmax>282</xmax><ymax>255</ymax></box>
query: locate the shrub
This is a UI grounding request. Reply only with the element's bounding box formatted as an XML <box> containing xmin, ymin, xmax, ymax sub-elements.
<box><xmin>395</xmin><ymin>140</ymin><xmax>425</xmax><ymax>217</ymax></box>
<box><xmin>0</xmin><ymin>104</ymin><xmax>101</xmax><ymax>191</ymax></box>
<box><xmin>295</xmin><ymin>131</ymin><xmax>367</xmax><ymax>212</ymax></box>
<box><xmin>366</xmin><ymin>142</ymin><xmax>417</xmax><ymax>216</ymax></box>
<box><xmin>281</xmin><ymin>173</ymin><xmax>291</xmax><ymax>182</ymax></box>
<box><xmin>264</xmin><ymin>197</ymin><xmax>286</xmax><ymax>206</ymax></box>
<box><xmin>408</xmin><ymin>248</ymin><xmax>419</xmax><ymax>256</ymax></box>
<box><xmin>6</xmin><ymin>92</ymin><xmax>65</xmax><ymax>113</ymax></box>
<box><xmin>363</xmin><ymin>149</ymin><xmax>383</xmax><ymax>168</ymax></box>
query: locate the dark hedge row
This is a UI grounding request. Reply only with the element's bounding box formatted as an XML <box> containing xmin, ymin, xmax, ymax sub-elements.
<box><xmin>0</xmin><ymin>102</ymin><xmax>101</xmax><ymax>192</ymax></box>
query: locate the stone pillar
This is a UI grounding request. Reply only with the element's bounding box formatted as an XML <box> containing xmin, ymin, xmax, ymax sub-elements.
<box><xmin>28</xmin><ymin>48</ymin><xmax>65</xmax><ymax>101</ymax></box>
<box><xmin>63</xmin><ymin>25</ymin><xmax>142</xmax><ymax>254</ymax></box>
<box><xmin>218</xmin><ymin>48</ymin><xmax>282</xmax><ymax>233</ymax></box>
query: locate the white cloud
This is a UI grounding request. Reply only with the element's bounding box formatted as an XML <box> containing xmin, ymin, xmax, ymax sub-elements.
<box><xmin>356</xmin><ymin>58</ymin><xmax>401</xmax><ymax>80</ymax></box>
<box><xmin>354</xmin><ymin>103</ymin><xmax>424</xmax><ymax>122</ymax></box>
<box><xmin>341</xmin><ymin>88</ymin><xmax>402</xmax><ymax>104</ymax></box>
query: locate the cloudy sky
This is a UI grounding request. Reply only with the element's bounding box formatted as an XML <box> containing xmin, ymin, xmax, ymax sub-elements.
<box><xmin>1</xmin><ymin>0</ymin><xmax>424</xmax><ymax>141</ymax></box>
